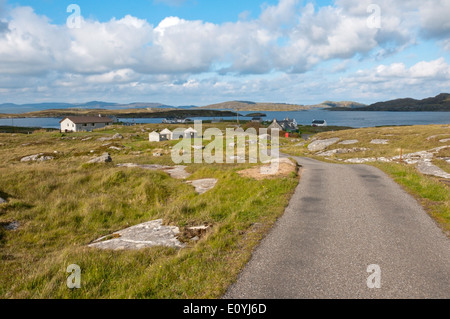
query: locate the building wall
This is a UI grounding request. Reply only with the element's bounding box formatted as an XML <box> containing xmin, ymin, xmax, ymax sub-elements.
<box><xmin>76</xmin><ymin>123</ymin><xmax>110</xmax><ymax>132</ymax></box>
<box><xmin>61</xmin><ymin>119</ymin><xmax>76</xmax><ymax>132</ymax></box>
<box><xmin>60</xmin><ymin>119</ymin><xmax>111</xmax><ymax>132</ymax></box>
<box><xmin>268</xmin><ymin>121</ymin><xmax>283</xmax><ymax>131</ymax></box>
<box><xmin>149</xmin><ymin>133</ymin><xmax>161</xmax><ymax>142</ymax></box>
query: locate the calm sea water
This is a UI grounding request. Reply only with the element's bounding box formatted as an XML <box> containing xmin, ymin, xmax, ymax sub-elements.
<box><xmin>0</xmin><ymin>110</ymin><xmax>449</xmax><ymax>129</ymax></box>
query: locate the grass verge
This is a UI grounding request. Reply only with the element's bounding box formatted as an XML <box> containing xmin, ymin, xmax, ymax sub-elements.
<box><xmin>371</xmin><ymin>162</ymin><xmax>450</xmax><ymax>236</ymax></box>
<box><xmin>0</xmin><ymin>124</ymin><xmax>298</xmax><ymax>298</ymax></box>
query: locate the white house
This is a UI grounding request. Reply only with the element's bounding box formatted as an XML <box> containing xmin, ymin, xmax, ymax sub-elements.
<box><xmin>160</xmin><ymin>128</ymin><xmax>173</xmax><ymax>140</ymax></box>
<box><xmin>149</xmin><ymin>131</ymin><xmax>162</xmax><ymax>142</ymax></box>
<box><xmin>149</xmin><ymin>129</ymin><xmax>172</xmax><ymax>142</ymax></box>
<box><xmin>150</xmin><ymin>127</ymin><xmax>199</xmax><ymax>142</ymax></box>
<box><xmin>184</xmin><ymin>127</ymin><xmax>198</xmax><ymax>139</ymax></box>
<box><xmin>60</xmin><ymin>116</ymin><xmax>114</xmax><ymax>133</ymax></box>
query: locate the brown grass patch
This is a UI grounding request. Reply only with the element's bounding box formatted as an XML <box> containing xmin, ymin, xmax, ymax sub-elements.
<box><xmin>238</xmin><ymin>158</ymin><xmax>298</xmax><ymax>180</ymax></box>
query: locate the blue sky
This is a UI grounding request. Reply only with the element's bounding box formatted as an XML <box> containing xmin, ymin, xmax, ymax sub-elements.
<box><xmin>0</xmin><ymin>0</ymin><xmax>449</xmax><ymax>106</ymax></box>
<box><xmin>10</xmin><ymin>0</ymin><xmax>334</xmax><ymax>25</ymax></box>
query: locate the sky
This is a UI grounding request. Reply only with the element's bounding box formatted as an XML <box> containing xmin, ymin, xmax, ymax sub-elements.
<box><xmin>0</xmin><ymin>0</ymin><xmax>449</xmax><ymax>106</ymax></box>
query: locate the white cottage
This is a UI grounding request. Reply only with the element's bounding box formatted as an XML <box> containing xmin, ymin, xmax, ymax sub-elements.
<box><xmin>184</xmin><ymin>127</ymin><xmax>198</xmax><ymax>139</ymax></box>
<box><xmin>149</xmin><ymin>131</ymin><xmax>162</xmax><ymax>142</ymax></box>
<box><xmin>160</xmin><ymin>129</ymin><xmax>173</xmax><ymax>140</ymax></box>
<box><xmin>149</xmin><ymin>129</ymin><xmax>173</xmax><ymax>142</ymax></box>
<box><xmin>60</xmin><ymin>116</ymin><xmax>114</xmax><ymax>132</ymax></box>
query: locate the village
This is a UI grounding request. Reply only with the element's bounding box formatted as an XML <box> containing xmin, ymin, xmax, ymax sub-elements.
<box><xmin>58</xmin><ymin>115</ymin><xmax>302</xmax><ymax>137</ymax></box>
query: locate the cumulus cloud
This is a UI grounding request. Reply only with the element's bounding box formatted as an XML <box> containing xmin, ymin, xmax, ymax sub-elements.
<box><xmin>419</xmin><ymin>0</ymin><xmax>450</xmax><ymax>38</ymax></box>
<box><xmin>336</xmin><ymin>58</ymin><xmax>450</xmax><ymax>101</ymax></box>
<box><xmin>0</xmin><ymin>0</ymin><xmax>448</xmax><ymax>103</ymax></box>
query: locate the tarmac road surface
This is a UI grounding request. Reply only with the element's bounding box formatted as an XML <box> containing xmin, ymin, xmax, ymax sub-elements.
<box><xmin>225</xmin><ymin>157</ymin><xmax>450</xmax><ymax>299</ymax></box>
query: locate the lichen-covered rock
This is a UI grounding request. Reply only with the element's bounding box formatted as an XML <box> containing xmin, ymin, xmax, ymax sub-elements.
<box><xmin>87</xmin><ymin>153</ymin><xmax>112</xmax><ymax>164</ymax></box>
<box><xmin>21</xmin><ymin>154</ymin><xmax>54</xmax><ymax>162</ymax></box>
<box><xmin>370</xmin><ymin>139</ymin><xmax>389</xmax><ymax>145</ymax></box>
<box><xmin>339</xmin><ymin>140</ymin><xmax>359</xmax><ymax>145</ymax></box>
<box><xmin>88</xmin><ymin>219</ymin><xmax>184</xmax><ymax>250</ymax></box>
<box><xmin>316</xmin><ymin>148</ymin><xmax>370</xmax><ymax>157</ymax></box>
<box><xmin>186</xmin><ymin>179</ymin><xmax>218</xmax><ymax>194</ymax></box>
<box><xmin>307</xmin><ymin>138</ymin><xmax>340</xmax><ymax>152</ymax></box>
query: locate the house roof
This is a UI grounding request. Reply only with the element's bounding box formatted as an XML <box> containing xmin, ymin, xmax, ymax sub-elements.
<box><xmin>60</xmin><ymin>116</ymin><xmax>114</xmax><ymax>124</ymax></box>
<box><xmin>160</xmin><ymin>129</ymin><xmax>172</xmax><ymax>134</ymax></box>
<box><xmin>269</xmin><ymin>118</ymin><xmax>297</xmax><ymax>131</ymax></box>
<box><xmin>184</xmin><ymin>127</ymin><xmax>197</xmax><ymax>133</ymax></box>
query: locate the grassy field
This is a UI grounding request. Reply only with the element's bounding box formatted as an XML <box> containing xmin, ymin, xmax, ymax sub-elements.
<box><xmin>281</xmin><ymin>124</ymin><xmax>450</xmax><ymax>234</ymax></box>
<box><xmin>282</xmin><ymin>124</ymin><xmax>450</xmax><ymax>166</ymax></box>
<box><xmin>0</xmin><ymin>123</ymin><xmax>298</xmax><ymax>298</ymax></box>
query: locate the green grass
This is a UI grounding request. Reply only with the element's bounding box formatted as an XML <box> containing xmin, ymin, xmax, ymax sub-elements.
<box><xmin>0</xmin><ymin>123</ymin><xmax>298</xmax><ymax>298</ymax></box>
<box><xmin>372</xmin><ymin>162</ymin><xmax>450</xmax><ymax>235</ymax></box>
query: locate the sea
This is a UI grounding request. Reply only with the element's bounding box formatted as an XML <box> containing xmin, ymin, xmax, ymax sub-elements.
<box><xmin>0</xmin><ymin>110</ymin><xmax>449</xmax><ymax>129</ymax></box>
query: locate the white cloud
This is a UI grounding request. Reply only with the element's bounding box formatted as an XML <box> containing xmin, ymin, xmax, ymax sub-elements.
<box><xmin>419</xmin><ymin>0</ymin><xmax>450</xmax><ymax>38</ymax></box>
<box><xmin>0</xmin><ymin>0</ymin><xmax>448</xmax><ymax>104</ymax></box>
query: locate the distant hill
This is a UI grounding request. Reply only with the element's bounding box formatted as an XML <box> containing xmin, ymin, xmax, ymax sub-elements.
<box><xmin>308</xmin><ymin>101</ymin><xmax>367</xmax><ymax>109</ymax></box>
<box><xmin>0</xmin><ymin>108</ymin><xmax>239</xmax><ymax>119</ymax></box>
<box><xmin>199</xmin><ymin>101</ymin><xmax>309</xmax><ymax>111</ymax></box>
<box><xmin>0</xmin><ymin>101</ymin><xmax>177</xmax><ymax>114</ymax></box>
<box><xmin>329</xmin><ymin>93</ymin><xmax>450</xmax><ymax>111</ymax></box>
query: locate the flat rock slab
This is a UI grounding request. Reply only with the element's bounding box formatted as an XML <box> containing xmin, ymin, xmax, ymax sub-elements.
<box><xmin>98</xmin><ymin>134</ymin><xmax>124</xmax><ymax>142</ymax></box>
<box><xmin>317</xmin><ymin>148</ymin><xmax>369</xmax><ymax>157</ymax></box>
<box><xmin>0</xmin><ymin>197</ymin><xmax>6</xmax><ymax>204</ymax></box>
<box><xmin>88</xmin><ymin>153</ymin><xmax>112</xmax><ymax>164</ymax></box>
<box><xmin>339</xmin><ymin>140</ymin><xmax>359</xmax><ymax>145</ymax></box>
<box><xmin>117</xmin><ymin>163</ymin><xmax>191</xmax><ymax>179</ymax></box>
<box><xmin>186</xmin><ymin>179</ymin><xmax>218</xmax><ymax>194</ymax></box>
<box><xmin>440</xmin><ymin>138</ymin><xmax>450</xmax><ymax>143</ymax></box>
<box><xmin>370</xmin><ymin>139</ymin><xmax>389</xmax><ymax>145</ymax></box>
<box><xmin>342</xmin><ymin>146</ymin><xmax>450</xmax><ymax>179</ymax></box>
<box><xmin>417</xmin><ymin>161</ymin><xmax>450</xmax><ymax>179</ymax></box>
<box><xmin>21</xmin><ymin>153</ymin><xmax>54</xmax><ymax>162</ymax></box>
<box><xmin>89</xmin><ymin>219</ymin><xmax>184</xmax><ymax>250</ymax></box>
<box><xmin>427</xmin><ymin>134</ymin><xmax>450</xmax><ymax>140</ymax></box>
<box><xmin>307</xmin><ymin>138</ymin><xmax>340</xmax><ymax>152</ymax></box>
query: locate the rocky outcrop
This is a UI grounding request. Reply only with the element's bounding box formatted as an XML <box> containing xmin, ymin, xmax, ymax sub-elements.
<box><xmin>307</xmin><ymin>138</ymin><xmax>340</xmax><ymax>152</ymax></box>
<box><xmin>117</xmin><ymin>163</ymin><xmax>191</xmax><ymax>179</ymax></box>
<box><xmin>417</xmin><ymin>161</ymin><xmax>450</xmax><ymax>179</ymax></box>
<box><xmin>113</xmin><ymin>133</ymin><xmax>124</xmax><ymax>140</ymax></box>
<box><xmin>87</xmin><ymin>153</ymin><xmax>112</xmax><ymax>164</ymax></box>
<box><xmin>344</xmin><ymin>146</ymin><xmax>450</xmax><ymax>179</ymax></box>
<box><xmin>339</xmin><ymin>140</ymin><xmax>359</xmax><ymax>145</ymax></box>
<box><xmin>21</xmin><ymin>154</ymin><xmax>54</xmax><ymax>162</ymax></box>
<box><xmin>2</xmin><ymin>221</ymin><xmax>19</xmax><ymax>231</ymax></box>
<box><xmin>370</xmin><ymin>139</ymin><xmax>389</xmax><ymax>145</ymax></box>
<box><xmin>88</xmin><ymin>219</ymin><xmax>184</xmax><ymax>250</ymax></box>
<box><xmin>186</xmin><ymin>179</ymin><xmax>218</xmax><ymax>194</ymax></box>
<box><xmin>316</xmin><ymin>148</ymin><xmax>370</xmax><ymax>157</ymax></box>
<box><xmin>98</xmin><ymin>133</ymin><xmax>124</xmax><ymax>142</ymax></box>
